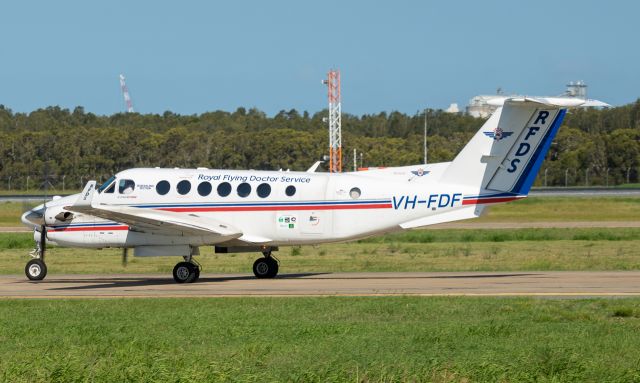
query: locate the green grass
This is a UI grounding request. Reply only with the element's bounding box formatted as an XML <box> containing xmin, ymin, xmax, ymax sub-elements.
<box><xmin>0</xmin><ymin>189</ymin><xmax>79</xmax><ymax>196</ymax></box>
<box><xmin>362</xmin><ymin>227</ymin><xmax>640</xmax><ymax>243</ymax></box>
<box><xmin>1</xmin><ymin>228</ymin><xmax>639</xmax><ymax>274</ymax></box>
<box><xmin>1</xmin><ymin>297</ymin><xmax>640</xmax><ymax>382</ymax></box>
<box><xmin>475</xmin><ymin>196</ymin><xmax>640</xmax><ymax>223</ymax></box>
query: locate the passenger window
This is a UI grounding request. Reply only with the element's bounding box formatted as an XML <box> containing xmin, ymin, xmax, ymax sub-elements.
<box><xmin>118</xmin><ymin>179</ymin><xmax>135</xmax><ymax>194</ymax></box>
<box><xmin>156</xmin><ymin>180</ymin><xmax>170</xmax><ymax>195</ymax></box>
<box><xmin>217</xmin><ymin>182</ymin><xmax>231</xmax><ymax>197</ymax></box>
<box><xmin>285</xmin><ymin>185</ymin><xmax>296</xmax><ymax>197</ymax></box>
<box><xmin>257</xmin><ymin>183</ymin><xmax>271</xmax><ymax>198</ymax></box>
<box><xmin>237</xmin><ymin>182</ymin><xmax>251</xmax><ymax>198</ymax></box>
<box><xmin>177</xmin><ymin>180</ymin><xmax>191</xmax><ymax>195</ymax></box>
<box><xmin>197</xmin><ymin>182</ymin><xmax>212</xmax><ymax>196</ymax></box>
<box><xmin>350</xmin><ymin>187</ymin><xmax>361</xmax><ymax>199</ymax></box>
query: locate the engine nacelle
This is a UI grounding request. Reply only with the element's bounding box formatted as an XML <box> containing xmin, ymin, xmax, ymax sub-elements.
<box><xmin>44</xmin><ymin>206</ymin><xmax>74</xmax><ymax>225</ymax></box>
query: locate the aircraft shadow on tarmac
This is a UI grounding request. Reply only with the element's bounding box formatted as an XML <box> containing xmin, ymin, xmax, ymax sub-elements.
<box><xmin>39</xmin><ymin>272</ymin><xmax>540</xmax><ymax>291</ymax></box>
<box><xmin>43</xmin><ymin>273</ymin><xmax>329</xmax><ymax>291</ymax></box>
<box><xmin>297</xmin><ymin>273</ymin><xmax>541</xmax><ymax>280</ymax></box>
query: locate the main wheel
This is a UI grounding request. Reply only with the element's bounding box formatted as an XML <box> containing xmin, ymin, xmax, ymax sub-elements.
<box><xmin>193</xmin><ymin>265</ymin><xmax>200</xmax><ymax>283</ymax></box>
<box><xmin>25</xmin><ymin>259</ymin><xmax>47</xmax><ymax>281</ymax></box>
<box><xmin>173</xmin><ymin>262</ymin><xmax>197</xmax><ymax>283</ymax></box>
<box><xmin>253</xmin><ymin>257</ymin><xmax>278</xmax><ymax>279</ymax></box>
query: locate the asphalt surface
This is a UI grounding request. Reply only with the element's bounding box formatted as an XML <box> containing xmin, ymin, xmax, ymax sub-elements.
<box><xmin>1</xmin><ymin>272</ymin><xmax>639</xmax><ymax>298</ymax></box>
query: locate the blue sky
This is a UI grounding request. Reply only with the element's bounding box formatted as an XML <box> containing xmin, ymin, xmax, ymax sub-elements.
<box><xmin>0</xmin><ymin>1</ymin><xmax>637</xmax><ymax>116</ymax></box>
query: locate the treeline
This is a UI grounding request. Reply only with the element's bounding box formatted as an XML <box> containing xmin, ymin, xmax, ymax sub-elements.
<box><xmin>0</xmin><ymin>100</ymin><xmax>638</xmax><ymax>190</ymax></box>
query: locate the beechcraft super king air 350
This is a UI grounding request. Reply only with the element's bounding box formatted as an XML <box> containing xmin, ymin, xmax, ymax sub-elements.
<box><xmin>21</xmin><ymin>97</ymin><xmax>594</xmax><ymax>282</ymax></box>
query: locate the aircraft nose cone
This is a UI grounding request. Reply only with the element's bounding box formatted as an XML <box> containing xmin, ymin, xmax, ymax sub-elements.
<box><xmin>21</xmin><ymin>208</ymin><xmax>44</xmax><ymax>227</ymax></box>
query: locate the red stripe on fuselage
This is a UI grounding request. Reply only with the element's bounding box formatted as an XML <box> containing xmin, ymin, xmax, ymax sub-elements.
<box><xmin>158</xmin><ymin>203</ymin><xmax>393</xmax><ymax>213</ymax></box>
<box><xmin>462</xmin><ymin>197</ymin><xmax>521</xmax><ymax>205</ymax></box>
<box><xmin>48</xmin><ymin>226</ymin><xmax>129</xmax><ymax>232</ymax></box>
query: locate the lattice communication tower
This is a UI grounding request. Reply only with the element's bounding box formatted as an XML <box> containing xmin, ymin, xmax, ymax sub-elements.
<box><xmin>323</xmin><ymin>69</ymin><xmax>342</xmax><ymax>172</ymax></box>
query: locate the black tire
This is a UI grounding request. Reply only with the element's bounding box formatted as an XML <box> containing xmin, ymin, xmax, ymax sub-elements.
<box><xmin>25</xmin><ymin>259</ymin><xmax>47</xmax><ymax>281</ymax></box>
<box><xmin>253</xmin><ymin>257</ymin><xmax>278</xmax><ymax>279</ymax></box>
<box><xmin>173</xmin><ymin>262</ymin><xmax>197</xmax><ymax>283</ymax></box>
<box><xmin>191</xmin><ymin>265</ymin><xmax>200</xmax><ymax>283</ymax></box>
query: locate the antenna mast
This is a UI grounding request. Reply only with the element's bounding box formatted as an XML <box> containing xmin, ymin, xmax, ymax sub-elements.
<box><xmin>423</xmin><ymin>108</ymin><xmax>428</xmax><ymax>164</ymax></box>
<box><xmin>323</xmin><ymin>69</ymin><xmax>342</xmax><ymax>173</ymax></box>
<box><xmin>119</xmin><ymin>74</ymin><xmax>134</xmax><ymax>113</ymax></box>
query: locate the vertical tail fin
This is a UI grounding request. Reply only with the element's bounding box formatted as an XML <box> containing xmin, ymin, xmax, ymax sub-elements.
<box><xmin>440</xmin><ymin>97</ymin><xmax>577</xmax><ymax>195</ymax></box>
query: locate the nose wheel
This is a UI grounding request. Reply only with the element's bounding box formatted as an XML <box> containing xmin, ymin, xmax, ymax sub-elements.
<box><xmin>253</xmin><ymin>255</ymin><xmax>278</xmax><ymax>278</ymax></box>
<box><xmin>25</xmin><ymin>259</ymin><xmax>47</xmax><ymax>281</ymax></box>
<box><xmin>172</xmin><ymin>261</ymin><xmax>200</xmax><ymax>283</ymax></box>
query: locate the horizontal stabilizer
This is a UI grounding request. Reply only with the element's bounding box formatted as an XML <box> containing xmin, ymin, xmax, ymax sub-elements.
<box><xmin>399</xmin><ymin>205</ymin><xmax>485</xmax><ymax>229</ymax></box>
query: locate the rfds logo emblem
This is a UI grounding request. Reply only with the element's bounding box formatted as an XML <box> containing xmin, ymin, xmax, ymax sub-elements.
<box><xmin>410</xmin><ymin>168</ymin><xmax>429</xmax><ymax>177</ymax></box>
<box><xmin>483</xmin><ymin>127</ymin><xmax>513</xmax><ymax>141</ymax></box>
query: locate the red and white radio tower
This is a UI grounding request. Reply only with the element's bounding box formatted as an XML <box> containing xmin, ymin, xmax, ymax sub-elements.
<box><xmin>323</xmin><ymin>69</ymin><xmax>342</xmax><ymax>173</ymax></box>
<box><xmin>119</xmin><ymin>74</ymin><xmax>134</xmax><ymax>113</ymax></box>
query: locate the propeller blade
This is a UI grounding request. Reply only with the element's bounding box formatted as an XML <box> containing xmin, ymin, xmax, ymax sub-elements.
<box><xmin>39</xmin><ymin>224</ymin><xmax>47</xmax><ymax>260</ymax></box>
<box><xmin>122</xmin><ymin>248</ymin><xmax>128</xmax><ymax>267</ymax></box>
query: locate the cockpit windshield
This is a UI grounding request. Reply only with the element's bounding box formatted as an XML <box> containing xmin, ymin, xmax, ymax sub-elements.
<box><xmin>98</xmin><ymin>176</ymin><xmax>116</xmax><ymax>193</ymax></box>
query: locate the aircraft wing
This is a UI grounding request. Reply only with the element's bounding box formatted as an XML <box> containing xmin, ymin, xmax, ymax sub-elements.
<box><xmin>67</xmin><ymin>182</ymin><xmax>242</xmax><ymax>241</ymax></box>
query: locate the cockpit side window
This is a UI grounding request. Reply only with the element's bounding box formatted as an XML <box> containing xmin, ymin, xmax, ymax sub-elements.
<box><xmin>118</xmin><ymin>179</ymin><xmax>136</xmax><ymax>194</ymax></box>
<box><xmin>98</xmin><ymin>176</ymin><xmax>116</xmax><ymax>193</ymax></box>
<box><xmin>104</xmin><ymin>183</ymin><xmax>115</xmax><ymax>194</ymax></box>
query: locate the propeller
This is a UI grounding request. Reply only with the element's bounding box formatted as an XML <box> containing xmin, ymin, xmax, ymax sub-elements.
<box><xmin>39</xmin><ymin>161</ymin><xmax>49</xmax><ymax>260</ymax></box>
<box><xmin>122</xmin><ymin>248</ymin><xmax>129</xmax><ymax>267</ymax></box>
<box><xmin>39</xmin><ymin>223</ymin><xmax>47</xmax><ymax>260</ymax></box>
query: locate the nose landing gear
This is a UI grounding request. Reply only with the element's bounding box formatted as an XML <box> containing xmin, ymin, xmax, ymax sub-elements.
<box><xmin>25</xmin><ymin>228</ymin><xmax>47</xmax><ymax>281</ymax></box>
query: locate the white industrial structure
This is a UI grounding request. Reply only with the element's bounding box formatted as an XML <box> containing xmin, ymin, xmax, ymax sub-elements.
<box><xmin>119</xmin><ymin>74</ymin><xmax>134</xmax><ymax>113</ymax></box>
<box><xmin>445</xmin><ymin>103</ymin><xmax>460</xmax><ymax>113</ymax></box>
<box><xmin>564</xmin><ymin>81</ymin><xmax>588</xmax><ymax>98</ymax></box>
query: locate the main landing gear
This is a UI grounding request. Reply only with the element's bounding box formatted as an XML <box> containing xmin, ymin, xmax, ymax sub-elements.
<box><xmin>172</xmin><ymin>253</ymin><xmax>201</xmax><ymax>283</ymax></box>
<box><xmin>253</xmin><ymin>249</ymin><xmax>279</xmax><ymax>279</ymax></box>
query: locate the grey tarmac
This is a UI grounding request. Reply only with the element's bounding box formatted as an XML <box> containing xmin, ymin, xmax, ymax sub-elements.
<box><xmin>1</xmin><ymin>271</ymin><xmax>639</xmax><ymax>298</ymax></box>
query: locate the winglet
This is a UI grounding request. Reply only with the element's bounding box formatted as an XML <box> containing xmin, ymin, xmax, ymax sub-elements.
<box><xmin>75</xmin><ymin>181</ymin><xmax>97</xmax><ymax>207</ymax></box>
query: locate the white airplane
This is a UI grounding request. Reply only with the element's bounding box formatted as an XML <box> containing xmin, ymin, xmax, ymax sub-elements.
<box><xmin>21</xmin><ymin>97</ymin><xmax>589</xmax><ymax>283</ymax></box>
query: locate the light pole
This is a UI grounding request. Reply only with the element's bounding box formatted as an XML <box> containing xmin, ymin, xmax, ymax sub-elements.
<box><xmin>544</xmin><ymin>168</ymin><xmax>548</xmax><ymax>187</ymax></box>
<box><xmin>585</xmin><ymin>167</ymin><xmax>589</xmax><ymax>187</ymax></box>
<box><xmin>353</xmin><ymin>149</ymin><xmax>357</xmax><ymax>172</ymax></box>
<box><xmin>423</xmin><ymin>108</ymin><xmax>428</xmax><ymax>164</ymax></box>
<box><xmin>564</xmin><ymin>168</ymin><xmax>569</xmax><ymax>187</ymax></box>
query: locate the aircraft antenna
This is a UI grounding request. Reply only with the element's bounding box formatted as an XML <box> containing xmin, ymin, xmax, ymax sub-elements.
<box><xmin>323</xmin><ymin>69</ymin><xmax>342</xmax><ymax>173</ymax></box>
<box><xmin>119</xmin><ymin>74</ymin><xmax>134</xmax><ymax>113</ymax></box>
